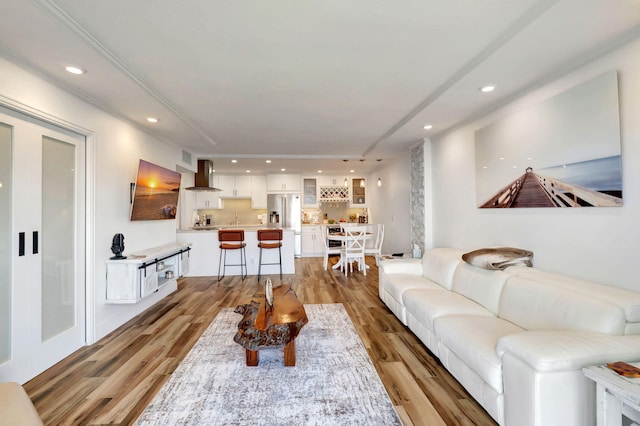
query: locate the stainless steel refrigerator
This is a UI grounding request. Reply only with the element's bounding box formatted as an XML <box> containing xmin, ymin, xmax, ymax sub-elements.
<box><xmin>267</xmin><ymin>193</ymin><xmax>302</xmax><ymax>257</ymax></box>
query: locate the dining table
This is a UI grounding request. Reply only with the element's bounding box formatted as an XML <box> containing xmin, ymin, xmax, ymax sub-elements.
<box><xmin>326</xmin><ymin>226</ymin><xmax>372</xmax><ymax>271</ymax></box>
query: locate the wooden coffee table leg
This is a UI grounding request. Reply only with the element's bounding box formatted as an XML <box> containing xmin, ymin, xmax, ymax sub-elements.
<box><xmin>284</xmin><ymin>340</ymin><xmax>296</xmax><ymax>367</ymax></box>
<box><xmin>246</xmin><ymin>349</ymin><xmax>259</xmax><ymax>366</ymax></box>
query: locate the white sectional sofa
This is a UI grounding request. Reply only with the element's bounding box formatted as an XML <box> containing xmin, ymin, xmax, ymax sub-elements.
<box><xmin>379</xmin><ymin>248</ymin><xmax>640</xmax><ymax>426</ymax></box>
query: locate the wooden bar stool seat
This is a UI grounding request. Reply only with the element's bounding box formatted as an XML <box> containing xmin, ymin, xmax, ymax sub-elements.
<box><xmin>257</xmin><ymin>229</ymin><xmax>283</xmax><ymax>281</ymax></box>
<box><xmin>218</xmin><ymin>229</ymin><xmax>247</xmax><ymax>282</ymax></box>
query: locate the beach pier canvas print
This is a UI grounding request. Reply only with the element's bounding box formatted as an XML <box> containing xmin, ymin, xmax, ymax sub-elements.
<box><xmin>475</xmin><ymin>71</ymin><xmax>622</xmax><ymax>208</ymax></box>
<box><xmin>130</xmin><ymin>160</ymin><xmax>181</xmax><ymax>220</ymax></box>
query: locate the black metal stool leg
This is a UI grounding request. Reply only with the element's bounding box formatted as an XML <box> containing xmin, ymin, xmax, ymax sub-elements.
<box><xmin>218</xmin><ymin>249</ymin><xmax>225</xmax><ymax>282</ymax></box>
<box><xmin>278</xmin><ymin>246</ymin><xmax>282</xmax><ymax>280</ymax></box>
<box><xmin>241</xmin><ymin>246</ymin><xmax>247</xmax><ymax>280</ymax></box>
<box><xmin>257</xmin><ymin>247</ymin><xmax>263</xmax><ymax>282</ymax></box>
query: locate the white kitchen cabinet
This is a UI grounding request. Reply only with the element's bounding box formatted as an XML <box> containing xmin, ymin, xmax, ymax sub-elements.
<box><xmin>301</xmin><ymin>225</ymin><xmax>324</xmax><ymax>257</ymax></box>
<box><xmin>195</xmin><ymin>190</ymin><xmax>221</xmax><ymax>209</ymax></box>
<box><xmin>267</xmin><ymin>173</ymin><xmax>301</xmax><ymax>192</ymax></box>
<box><xmin>317</xmin><ymin>175</ymin><xmax>343</xmax><ymax>187</ymax></box>
<box><xmin>351</xmin><ymin>177</ymin><xmax>367</xmax><ymax>207</ymax></box>
<box><xmin>251</xmin><ymin>175</ymin><xmax>267</xmax><ymax>208</ymax></box>
<box><xmin>302</xmin><ymin>177</ymin><xmax>318</xmax><ymax>208</ymax></box>
<box><xmin>218</xmin><ymin>175</ymin><xmax>252</xmax><ymax>198</ymax></box>
<box><xmin>106</xmin><ymin>243</ymin><xmax>191</xmax><ymax>303</ymax></box>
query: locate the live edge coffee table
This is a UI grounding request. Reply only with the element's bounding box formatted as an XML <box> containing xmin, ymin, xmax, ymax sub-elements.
<box><xmin>233</xmin><ymin>285</ymin><xmax>308</xmax><ymax>367</ymax></box>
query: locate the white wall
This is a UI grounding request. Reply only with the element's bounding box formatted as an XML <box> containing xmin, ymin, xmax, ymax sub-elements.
<box><xmin>428</xmin><ymin>39</ymin><xmax>640</xmax><ymax>291</ymax></box>
<box><xmin>368</xmin><ymin>151</ymin><xmax>412</xmax><ymax>254</ymax></box>
<box><xmin>0</xmin><ymin>56</ymin><xmax>195</xmax><ymax>341</ymax></box>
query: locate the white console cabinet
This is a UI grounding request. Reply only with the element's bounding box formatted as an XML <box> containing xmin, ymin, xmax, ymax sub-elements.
<box><xmin>106</xmin><ymin>242</ymin><xmax>192</xmax><ymax>303</ymax></box>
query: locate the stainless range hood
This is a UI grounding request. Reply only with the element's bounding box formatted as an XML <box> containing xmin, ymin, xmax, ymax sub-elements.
<box><xmin>185</xmin><ymin>159</ymin><xmax>222</xmax><ymax>191</ymax></box>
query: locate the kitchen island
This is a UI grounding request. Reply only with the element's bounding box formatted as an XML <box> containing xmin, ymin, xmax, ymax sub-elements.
<box><xmin>176</xmin><ymin>227</ymin><xmax>295</xmax><ymax>277</ymax></box>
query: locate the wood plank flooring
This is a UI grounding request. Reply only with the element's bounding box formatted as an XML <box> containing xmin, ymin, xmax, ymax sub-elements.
<box><xmin>24</xmin><ymin>256</ymin><xmax>497</xmax><ymax>426</ymax></box>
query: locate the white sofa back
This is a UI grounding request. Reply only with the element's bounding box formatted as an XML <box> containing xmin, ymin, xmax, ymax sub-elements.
<box><xmin>421</xmin><ymin>248</ymin><xmax>464</xmax><ymax>290</ymax></box>
<box><xmin>451</xmin><ymin>262</ymin><xmax>510</xmax><ymax>315</ymax></box>
<box><xmin>511</xmin><ymin>268</ymin><xmax>640</xmax><ymax>334</ymax></box>
<box><xmin>499</xmin><ymin>274</ymin><xmax>630</xmax><ymax>335</ymax></box>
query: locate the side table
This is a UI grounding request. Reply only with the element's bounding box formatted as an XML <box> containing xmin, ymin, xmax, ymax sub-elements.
<box><xmin>583</xmin><ymin>363</ymin><xmax>640</xmax><ymax>426</ymax></box>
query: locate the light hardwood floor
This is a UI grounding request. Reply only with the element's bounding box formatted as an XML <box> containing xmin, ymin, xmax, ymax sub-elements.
<box><xmin>24</xmin><ymin>256</ymin><xmax>497</xmax><ymax>426</ymax></box>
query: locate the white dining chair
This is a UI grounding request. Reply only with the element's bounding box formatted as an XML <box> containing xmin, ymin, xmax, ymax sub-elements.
<box><xmin>341</xmin><ymin>225</ymin><xmax>367</xmax><ymax>276</ymax></box>
<box><xmin>321</xmin><ymin>225</ymin><xmax>341</xmax><ymax>270</ymax></box>
<box><xmin>365</xmin><ymin>224</ymin><xmax>385</xmax><ymax>266</ymax></box>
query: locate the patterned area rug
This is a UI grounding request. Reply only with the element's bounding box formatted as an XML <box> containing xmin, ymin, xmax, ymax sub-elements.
<box><xmin>135</xmin><ymin>303</ymin><xmax>401</xmax><ymax>425</ymax></box>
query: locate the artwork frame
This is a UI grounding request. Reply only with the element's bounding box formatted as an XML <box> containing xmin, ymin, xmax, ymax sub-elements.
<box><xmin>475</xmin><ymin>71</ymin><xmax>623</xmax><ymax>208</ymax></box>
<box><xmin>130</xmin><ymin>159</ymin><xmax>181</xmax><ymax>221</ymax></box>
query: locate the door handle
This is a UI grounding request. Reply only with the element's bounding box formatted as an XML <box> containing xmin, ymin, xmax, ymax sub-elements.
<box><xmin>33</xmin><ymin>231</ymin><xmax>39</xmax><ymax>254</ymax></box>
<box><xmin>19</xmin><ymin>232</ymin><xmax>25</xmax><ymax>256</ymax></box>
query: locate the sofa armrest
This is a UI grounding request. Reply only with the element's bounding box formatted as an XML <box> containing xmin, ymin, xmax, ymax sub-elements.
<box><xmin>379</xmin><ymin>258</ymin><xmax>423</xmax><ymax>275</ymax></box>
<box><xmin>0</xmin><ymin>382</ymin><xmax>43</xmax><ymax>426</ymax></box>
<box><xmin>496</xmin><ymin>331</ymin><xmax>640</xmax><ymax>372</ymax></box>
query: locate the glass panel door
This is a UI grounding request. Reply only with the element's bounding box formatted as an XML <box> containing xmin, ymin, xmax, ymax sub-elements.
<box><xmin>0</xmin><ymin>106</ymin><xmax>85</xmax><ymax>383</ymax></box>
<box><xmin>41</xmin><ymin>136</ymin><xmax>76</xmax><ymax>341</ymax></box>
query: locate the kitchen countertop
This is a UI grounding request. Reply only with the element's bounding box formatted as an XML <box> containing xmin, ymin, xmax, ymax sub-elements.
<box><xmin>178</xmin><ymin>225</ymin><xmax>296</xmax><ymax>233</ymax></box>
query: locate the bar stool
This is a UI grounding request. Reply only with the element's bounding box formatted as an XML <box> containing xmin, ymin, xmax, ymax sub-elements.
<box><xmin>257</xmin><ymin>229</ymin><xmax>283</xmax><ymax>281</ymax></box>
<box><xmin>218</xmin><ymin>229</ymin><xmax>247</xmax><ymax>282</ymax></box>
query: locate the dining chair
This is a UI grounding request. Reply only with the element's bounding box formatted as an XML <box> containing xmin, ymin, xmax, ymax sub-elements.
<box><xmin>365</xmin><ymin>224</ymin><xmax>385</xmax><ymax>265</ymax></box>
<box><xmin>321</xmin><ymin>225</ymin><xmax>341</xmax><ymax>270</ymax></box>
<box><xmin>341</xmin><ymin>225</ymin><xmax>367</xmax><ymax>276</ymax></box>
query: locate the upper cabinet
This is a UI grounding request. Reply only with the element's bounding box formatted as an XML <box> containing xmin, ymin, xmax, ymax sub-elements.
<box><xmin>251</xmin><ymin>175</ymin><xmax>267</xmax><ymax>209</ymax></box>
<box><xmin>302</xmin><ymin>177</ymin><xmax>318</xmax><ymax>208</ymax></box>
<box><xmin>195</xmin><ymin>175</ymin><xmax>221</xmax><ymax>209</ymax></box>
<box><xmin>317</xmin><ymin>175</ymin><xmax>343</xmax><ymax>187</ymax></box>
<box><xmin>267</xmin><ymin>174</ymin><xmax>301</xmax><ymax>192</ymax></box>
<box><xmin>351</xmin><ymin>177</ymin><xmax>367</xmax><ymax>207</ymax></box>
<box><xmin>217</xmin><ymin>175</ymin><xmax>252</xmax><ymax>198</ymax></box>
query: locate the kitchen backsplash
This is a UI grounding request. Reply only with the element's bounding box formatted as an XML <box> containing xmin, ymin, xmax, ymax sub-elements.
<box><xmin>302</xmin><ymin>206</ymin><xmax>368</xmax><ymax>224</ymax></box>
<box><xmin>197</xmin><ymin>199</ymin><xmax>267</xmax><ymax>226</ymax></box>
<box><xmin>195</xmin><ymin>198</ymin><xmax>368</xmax><ymax>227</ymax></box>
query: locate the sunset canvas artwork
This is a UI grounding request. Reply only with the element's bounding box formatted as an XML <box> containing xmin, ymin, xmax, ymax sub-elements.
<box><xmin>130</xmin><ymin>160</ymin><xmax>181</xmax><ymax>221</ymax></box>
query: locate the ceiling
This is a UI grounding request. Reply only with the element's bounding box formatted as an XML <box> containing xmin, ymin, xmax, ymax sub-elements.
<box><xmin>0</xmin><ymin>0</ymin><xmax>638</xmax><ymax>175</ymax></box>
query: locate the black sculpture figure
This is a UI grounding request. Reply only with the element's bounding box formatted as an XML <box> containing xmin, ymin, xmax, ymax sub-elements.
<box><xmin>110</xmin><ymin>233</ymin><xmax>127</xmax><ymax>259</ymax></box>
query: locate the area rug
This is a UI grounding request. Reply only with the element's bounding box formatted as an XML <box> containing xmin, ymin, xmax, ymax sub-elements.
<box><xmin>134</xmin><ymin>303</ymin><xmax>401</xmax><ymax>425</ymax></box>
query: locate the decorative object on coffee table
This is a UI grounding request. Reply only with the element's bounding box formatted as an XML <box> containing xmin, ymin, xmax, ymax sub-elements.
<box><xmin>234</xmin><ymin>284</ymin><xmax>308</xmax><ymax>366</ymax></box>
<box><xmin>265</xmin><ymin>277</ymin><xmax>274</xmax><ymax>311</ymax></box>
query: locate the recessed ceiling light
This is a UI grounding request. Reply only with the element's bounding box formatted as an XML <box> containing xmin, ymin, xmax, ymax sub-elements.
<box><xmin>246</xmin><ymin>170</ymin><xmax>251</xmax><ymax>173</ymax></box>
<box><xmin>231</xmin><ymin>160</ymin><xmax>237</xmax><ymax>163</ymax></box>
<box><xmin>281</xmin><ymin>168</ymin><xmax>286</xmax><ymax>172</ymax></box>
<box><xmin>317</xmin><ymin>170</ymin><xmax>323</xmax><ymax>173</ymax></box>
<box><xmin>423</xmin><ymin>124</ymin><xmax>433</xmax><ymax>130</ymax></box>
<box><xmin>480</xmin><ymin>85</ymin><xmax>495</xmax><ymax>93</ymax></box>
<box><xmin>265</xmin><ymin>160</ymin><xmax>272</xmax><ymax>163</ymax></box>
<box><xmin>349</xmin><ymin>170</ymin><xmax>355</xmax><ymax>173</ymax></box>
<box><xmin>146</xmin><ymin>117</ymin><xmax>159</xmax><ymax>123</ymax></box>
<box><xmin>65</xmin><ymin>66</ymin><xmax>84</xmax><ymax>75</ymax></box>
<box><xmin>499</xmin><ymin>157</ymin><xmax>505</xmax><ymax>160</ymax></box>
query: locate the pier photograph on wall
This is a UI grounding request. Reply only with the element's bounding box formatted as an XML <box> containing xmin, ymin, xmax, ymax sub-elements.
<box><xmin>475</xmin><ymin>70</ymin><xmax>622</xmax><ymax>208</ymax></box>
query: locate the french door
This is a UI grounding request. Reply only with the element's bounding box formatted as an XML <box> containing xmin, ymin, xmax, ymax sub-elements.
<box><xmin>0</xmin><ymin>106</ymin><xmax>86</xmax><ymax>383</ymax></box>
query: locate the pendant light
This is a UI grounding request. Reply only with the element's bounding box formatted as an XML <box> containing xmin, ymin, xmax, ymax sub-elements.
<box><xmin>360</xmin><ymin>179</ymin><xmax>365</xmax><ymax>188</ymax></box>
<box><xmin>377</xmin><ymin>177</ymin><xmax>382</xmax><ymax>187</ymax></box>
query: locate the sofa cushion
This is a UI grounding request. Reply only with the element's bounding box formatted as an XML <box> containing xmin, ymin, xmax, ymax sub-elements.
<box><xmin>380</xmin><ymin>273</ymin><xmax>446</xmax><ymax>305</ymax></box>
<box><xmin>435</xmin><ymin>315</ymin><xmax>525</xmax><ymax>393</ymax></box>
<box><xmin>451</xmin><ymin>262</ymin><xmax>509</xmax><ymax>315</ymax></box>
<box><xmin>379</xmin><ymin>257</ymin><xmax>423</xmax><ymax>275</ymax></box>
<box><xmin>421</xmin><ymin>248</ymin><xmax>464</xmax><ymax>290</ymax></box>
<box><xmin>403</xmin><ymin>289</ymin><xmax>495</xmax><ymax>330</ymax></box>
<box><xmin>499</xmin><ymin>274</ymin><xmax>627</xmax><ymax>334</ymax></box>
